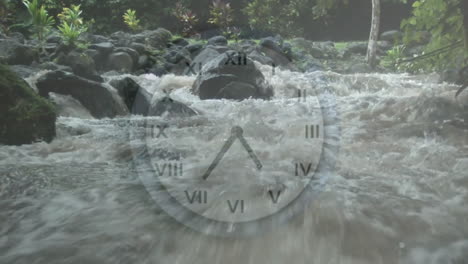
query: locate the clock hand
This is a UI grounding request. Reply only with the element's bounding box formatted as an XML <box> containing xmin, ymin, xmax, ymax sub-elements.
<box><xmin>202</xmin><ymin>126</ymin><xmax>263</xmax><ymax>180</ymax></box>
<box><xmin>202</xmin><ymin>132</ymin><xmax>237</xmax><ymax>180</ymax></box>
<box><xmin>236</xmin><ymin>133</ymin><xmax>263</xmax><ymax>170</ymax></box>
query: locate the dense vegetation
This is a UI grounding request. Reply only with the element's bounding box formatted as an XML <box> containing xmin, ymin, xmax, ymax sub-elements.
<box><xmin>0</xmin><ymin>0</ymin><xmax>466</xmax><ymax>72</ymax></box>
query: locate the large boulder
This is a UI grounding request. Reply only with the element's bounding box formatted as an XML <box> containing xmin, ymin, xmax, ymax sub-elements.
<box><xmin>56</xmin><ymin>51</ymin><xmax>100</xmax><ymax>81</ymax></box>
<box><xmin>49</xmin><ymin>93</ymin><xmax>93</xmax><ymax>119</ymax></box>
<box><xmin>192</xmin><ymin>52</ymin><xmax>273</xmax><ymax>100</ymax></box>
<box><xmin>343</xmin><ymin>43</ymin><xmax>369</xmax><ymax>57</ymax></box>
<box><xmin>185</xmin><ymin>47</ymin><xmax>221</xmax><ymax>75</ymax></box>
<box><xmin>0</xmin><ymin>38</ymin><xmax>37</xmax><ymax>65</ymax></box>
<box><xmin>259</xmin><ymin>37</ymin><xmax>291</xmax><ymax>66</ymax></box>
<box><xmin>186</xmin><ymin>43</ymin><xmax>204</xmax><ymax>58</ymax></box>
<box><xmin>138</xmin><ymin>28</ymin><xmax>172</xmax><ymax>48</ymax></box>
<box><xmin>149</xmin><ymin>96</ymin><xmax>198</xmax><ymax>118</ymax></box>
<box><xmin>0</xmin><ymin>64</ymin><xmax>56</xmax><ymax>145</ymax></box>
<box><xmin>114</xmin><ymin>47</ymin><xmax>139</xmax><ymax>65</ymax></box>
<box><xmin>109</xmin><ymin>77</ymin><xmax>152</xmax><ymax>115</ymax></box>
<box><xmin>380</xmin><ymin>30</ymin><xmax>402</xmax><ymax>43</ymax></box>
<box><xmin>208</xmin><ymin>35</ymin><xmax>228</xmax><ymax>46</ymax></box>
<box><xmin>107</xmin><ymin>52</ymin><xmax>134</xmax><ymax>72</ymax></box>
<box><xmin>9</xmin><ymin>65</ymin><xmax>40</xmax><ymax>79</ymax></box>
<box><xmin>89</xmin><ymin>42</ymin><xmax>114</xmax><ymax>56</ymax></box>
<box><xmin>36</xmin><ymin>71</ymin><xmax>128</xmax><ymax>119</ymax></box>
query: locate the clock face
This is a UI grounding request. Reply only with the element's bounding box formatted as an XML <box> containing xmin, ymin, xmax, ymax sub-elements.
<box><xmin>145</xmin><ymin>98</ymin><xmax>324</xmax><ymax>222</ymax></box>
<box><xmin>134</xmin><ymin>40</ymin><xmax>338</xmax><ymax>237</ymax></box>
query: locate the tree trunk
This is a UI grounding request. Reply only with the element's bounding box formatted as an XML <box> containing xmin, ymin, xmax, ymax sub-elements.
<box><xmin>461</xmin><ymin>0</ymin><xmax>468</xmax><ymax>59</ymax></box>
<box><xmin>366</xmin><ymin>0</ymin><xmax>381</xmax><ymax>69</ymax></box>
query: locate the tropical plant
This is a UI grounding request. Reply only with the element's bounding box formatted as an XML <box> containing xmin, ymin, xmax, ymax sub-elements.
<box><xmin>57</xmin><ymin>4</ymin><xmax>87</xmax><ymax>48</ymax></box>
<box><xmin>173</xmin><ymin>2</ymin><xmax>199</xmax><ymax>37</ymax></box>
<box><xmin>123</xmin><ymin>9</ymin><xmax>141</xmax><ymax>32</ymax></box>
<box><xmin>401</xmin><ymin>0</ymin><xmax>466</xmax><ymax>71</ymax></box>
<box><xmin>0</xmin><ymin>0</ymin><xmax>12</xmax><ymax>33</ymax></box>
<box><xmin>243</xmin><ymin>0</ymin><xmax>310</xmax><ymax>37</ymax></box>
<box><xmin>208</xmin><ymin>0</ymin><xmax>234</xmax><ymax>38</ymax></box>
<box><xmin>23</xmin><ymin>0</ymin><xmax>54</xmax><ymax>46</ymax></box>
<box><xmin>58</xmin><ymin>4</ymin><xmax>83</xmax><ymax>26</ymax></box>
<box><xmin>381</xmin><ymin>45</ymin><xmax>406</xmax><ymax>71</ymax></box>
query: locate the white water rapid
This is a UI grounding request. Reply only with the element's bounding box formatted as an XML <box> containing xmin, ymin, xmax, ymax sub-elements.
<box><xmin>1</xmin><ymin>66</ymin><xmax>467</xmax><ymax>264</ymax></box>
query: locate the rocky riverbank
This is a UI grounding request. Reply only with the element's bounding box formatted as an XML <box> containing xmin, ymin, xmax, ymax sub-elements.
<box><xmin>1</xmin><ymin>28</ymin><xmax>467</xmax><ymax>145</ymax></box>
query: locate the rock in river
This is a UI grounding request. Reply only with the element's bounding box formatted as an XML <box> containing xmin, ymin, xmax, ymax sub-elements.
<box><xmin>36</xmin><ymin>71</ymin><xmax>128</xmax><ymax>119</ymax></box>
<box><xmin>192</xmin><ymin>52</ymin><xmax>273</xmax><ymax>100</ymax></box>
<box><xmin>0</xmin><ymin>64</ymin><xmax>56</xmax><ymax>145</ymax></box>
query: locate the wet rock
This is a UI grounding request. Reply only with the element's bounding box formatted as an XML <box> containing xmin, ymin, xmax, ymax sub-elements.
<box><xmin>90</xmin><ymin>42</ymin><xmax>114</xmax><ymax>57</ymax></box>
<box><xmin>164</xmin><ymin>47</ymin><xmax>191</xmax><ymax>64</ymax></box>
<box><xmin>347</xmin><ymin>63</ymin><xmax>374</xmax><ymax>74</ymax></box>
<box><xmin>192</xmin><ymin>52</ymin><xmax>273</xmax><ymax>100</ymax></box>
<box><xmin>109</xmin><ymin>77</ymin><xmax>152</xmax><ymax>115</ymax></box>
<box><xmin>84</xmin><ymin>48</ymin><xmax>101</xmax><ymax>68</ymax></box>
<box><xmin>38</xmin><ymin>62</ymin><xmax>72</xmax><ymax>72</ymax></box>
<box><xmin>36</xmin><ymin>71</ymin><xmax>127</xmax><ymax>119</ymax></box>
<box><xmin>110</xmin><ymin>31</ymin><xmax>132</xmax><ymax>46</ymax></box>
<box><xmin>149</xmin><ymin>96</ymin><xmax>198</xmax><ymax>118</ymax></box>
<box><xmin>138</xmin><ymin>55</ymin><xmax>151</xmax><ymax>70</ymax></box>
<box><xmin>88</xmin><ymin>34</ymin><xmax>110</xmax><ymax>44</ymax></box>
<box><xmin>172</xmin><ymin>37</ymin><xmax>189</xmax><ymax>47</ymax></box>
<box><xmin>114</xmin><ymin>47</ymin><xmax>139</xmax><ymax>65</ymax></box>
<box><xmin>46</xmin><ymin>34</ymin><xmax>62</xmax><ymax>44</ymax></box>
<box><xmin>260</xmin><ymin>37</ymin><xmax>283</xmax><ymax>54</ymax></box>
<box><xmin>208</xmin><ymin>35</ymin><xmax>227</xmax><ymax>46</ymax></box>
<box><xmin>9</xmin><ymin>65</ymin><xmax>40</xmax><ymax>78</ymax></box>
<box><xmin>0</xmin><ymin>64</ymin><xmax>56</xmax><ymax>145</ymax></box>
<box><xmin>457</xmin><ymin>65</ymin><xmax>468</xmax><ymax>86</ymax></box>
<box><xmin>378</xmin><ymin>41</ymin><xmax>393</xmax><ymax>52</ymax></box>
<box><xmin>186</xmin><ymin>43</ymin><xmax>204</xmax><ymax>57</ymax></box>
<box><xmin>8</xmin><ymin>32</ymin><xmax>25</xmax><ymax>44</ymax></box>
<box><xmin>304</xmin><ymin>60</ymin><xmax>325</xmax><ymax>73</ymax></box>
<box><xmin>441</xmin><ymin>69</ymin><xmax>460</xmax><ymax>84</ymax></box>
<box><xmin>107</xmin><ymin>52</ymin><xmax>134</xmax><ymax>72</ymax></box>
<box><xmin>380</xmin><ymin>30</ymin><xmax>402</xmax><ymax>43</ymax></box>
<box><xmin>343</xmin><ymin>43</ymin><xmax>368</xmax><ymax>57</ymax></box>
<box><xmin>0</xmin><ymin>39</ymin><xmax>37</xmax><ymax>65</ymax></box>
<box><xmin>259</xmin><ymin>37</ymin><xmax>291</xmax><ymax>66</ymax></box>
<box><xmin>130</xmin><ymin>43</ymin><xmax>147</xmax><ymax>54</ymax></box>
<box><xmin>138</xmin><ymin>28</ymin><xmax>172</xmax><ymax>48</ymax></box>
<box><xmin>248</xmin><ymin>50</ymin><xmax>274</xmax><ymax>65</ymax></box>
<box><xmin>185</xmin><ymin>47</ymin><xmax>221</xmax><ymax>75</ymax></box>
<box><xmin>49</xmin><ymin>93</ymin><xmax>93</xmax><ymax>119</ymax></box>
<box><xmin>56</xmin><ymin>51</ymin><xmax>100</xmax><ymax>81</ymax></box>
<box><xmin>206</xmin><ymin>45</ymin><xmax>230</xmax><ymax>53</ymax></box>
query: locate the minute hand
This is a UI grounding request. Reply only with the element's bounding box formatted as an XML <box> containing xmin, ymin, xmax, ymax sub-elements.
<box><xmin>236</xmin><ymin>133</ymin><xmax>263</xmax><ymax>170</ymax></box>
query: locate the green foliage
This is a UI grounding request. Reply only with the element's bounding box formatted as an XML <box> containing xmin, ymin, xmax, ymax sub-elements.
<box><xmin>381</xmin><ymin>45</ymin><xmax>406</xmax><ymax>71</ymax></box>
<box><xmin>208</xmin><ymin>0</ymin><xmax>233</xmax><ymax>38</ymax></box>
<box><xmin>57</xmin><ymin>4</ymin><xmax>87</xmax><ymax>48</ymax></box>
<box><xmin>401</xmin><ymin>0</ymin><xmax>465</xmax><ymax>72</ymax></box>
<box><xmin>0</xmin><ymin>0</ymin><xmax>13</xmax><ymax>33</ymax></box>
<box><xmin>173</xmin><ymin>2</ymin><xmax>199</xmax><ymax>37</ymax></box>
<box><xmin>23</xmin><ymin>0</ymin><xmax>54</xmax><ymax>45</ymax></box>
<box><xmin>243</xmin><ymin>0</ymin><xmax>312</xmax><ymax>37</ymax></box>
<box><xmin>123</xmin><ymin>9</ymin><xmax>141</xmax><ymax>32</ymax></box>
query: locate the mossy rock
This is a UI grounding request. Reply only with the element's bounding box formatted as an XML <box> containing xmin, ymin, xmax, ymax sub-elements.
<box><xmin>0</xmin><ymin>64</ymin><xmax>56</xmax><ymax>145</ymax></box>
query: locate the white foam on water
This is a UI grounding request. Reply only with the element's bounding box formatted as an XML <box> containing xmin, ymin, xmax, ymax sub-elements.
<box><xmin>0</xmin><ymin>68</ymin><xmax>467</xmax><ymax>264</ymax></box>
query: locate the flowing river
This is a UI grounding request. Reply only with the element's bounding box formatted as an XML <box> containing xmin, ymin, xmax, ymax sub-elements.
<box><xmin>1</xmin><ymin>66</ymin><xmax>467</xmax><ymax>264</ymax></box>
